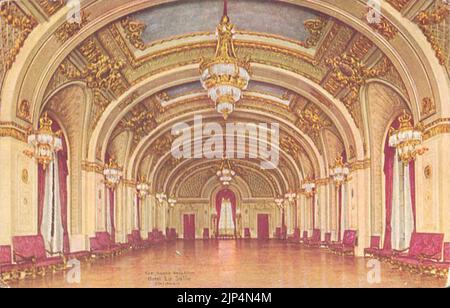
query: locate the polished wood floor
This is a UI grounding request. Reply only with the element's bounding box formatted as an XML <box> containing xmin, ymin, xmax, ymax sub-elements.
<box><xmin>9</xmin><ymin>241</ymin><xmax>447</xmax><ymax>288</ymax></box>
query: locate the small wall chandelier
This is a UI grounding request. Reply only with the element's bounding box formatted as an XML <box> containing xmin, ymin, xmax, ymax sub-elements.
<box><xmin>136</xmin><ymin>178</ymin><xmax>150</xmax><ymax>199</ymax></box>
<box><xmin>274</xmin><ymin>197</ymin><xmax>285</xmax><ymax>209</ymax></box>
<box><xmin>156</xmin><ymin>192</ymin><xmax>167</xmax><ymax>205</ymax></box>
<box><xmin>284</xmin><ymin>192</ymin><xmax>297</xmax><ymax>203</ymax></box>
<box><xmin>216</xmin><ymin>158</ymin><xmax>236</xmax><ymax>186</ymax></box>
<box><xmin>103</xmin><ymin>158</ymin><xmax>122</xmax><ymax>189</ymax></box>
<box><xmin>27</xmin><ymin>113</ymin><xmax>63</xmax><ymax>170</ymax></box>
<box><xmin>389</xmin><ymin>110</ymin><xmax>427</xmax><ymax>164</ymax></box>
<box><xmin>330</xmin><ymin>156</ymin><xmax>349</xmax><ymax>186</ymax></box>
<box><xmin>200</xmin><ymin>0</ymin><xmax>251</xmax><ymax>120</ymax></box>
<box><xmin>302</xmin><ymin>177</ymin><xmax>316</xmax><ymax>197</ymax></box>
<box><xmin>168</xmin><ymin>196</ymin><xmax>177</xmax><ymax>208</ymax></box>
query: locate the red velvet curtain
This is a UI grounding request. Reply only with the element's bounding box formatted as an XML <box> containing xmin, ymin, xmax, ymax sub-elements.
<box><xmin>409</xmin><ymin>161</ymin><xmax>416</xmax><ymax>231</ymax></box>
<box><xmin>136</xmin><ymin>196</ymin><xmax>141</xmax><ymax>230</ymax></box>
<box><xmin>383</xmin><ymin>118</ymin><xmax>399</xmax><ymax>250</ymax></box>
<box><xmin>257</xmin><ymin>214</ymin><xmax>269</xmax><ymax>240</ymax></box>
<box><xmin>312</xmin><ymin>193</ymin><xmax>316</xmax><ymax>230</ymax></box>
<box><xmin>37</xmin><ymin>116</ymin><xmax>69</xmax><ymax>253</ymax></box>
<box><xmin>183</xmin><ymin>214</ymin><xmax>195</xmax><ymax>240</ymax></box>
<box><xmin>38</xmin><ymin>164</ymin><xmax>45</xmax><ymax>235</ymax></box>
<box><xmin>109</xmin><ymin>188</ymin><xmax>116</xmax><ymax>243</ymax></box>
<box><xmin>215</xmin><ymin>189</ymin><xmax>237</xmax><ymax>235</ymax></box>
<box><xmin>338</xmin><ymin>185</ymin><xmax>342</xmax><ymax>241</ymax></box>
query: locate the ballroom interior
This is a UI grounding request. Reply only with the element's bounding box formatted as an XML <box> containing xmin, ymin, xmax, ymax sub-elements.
<box><xmin>0</xmin><ymin>0</ymin><xmax>449</xmax><ymax>288</ymax></box>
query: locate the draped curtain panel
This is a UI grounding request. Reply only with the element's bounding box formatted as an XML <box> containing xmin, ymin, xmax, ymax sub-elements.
<box><xmin>37</xmin><ymin>116</ymin><xmax>69</xmax><ymax>254</ymax></box>
<box><xmin>215</xmin><ymin>189</ymin><xmax>237</xmax><ymax>236</ymax></box>
<box><xmin>183</xmin><ymin>214</ymin><xmax>195</xmax><ymax>240</ymax></box>
<box><xmin>109</xmin><ymin>188</ymin><xmax>116</xmax><ymax>243</ymax></box>
<box><xmin>257</xmin><ymin>214</ymin><xmax>269</xmax><ymax>240</ymax></box>
<box><xmin>137</xmin><ymin>196</ymin><xmax>141</xmax><ymax>231</ymax></box>
<box><xmin>338</xmin><ymin>185</ymin><xmax>342</xmax><ymax>241</ymax></box>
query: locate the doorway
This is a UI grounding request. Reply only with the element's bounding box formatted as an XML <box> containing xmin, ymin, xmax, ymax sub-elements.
<box><xmin>257</xmin><ymin>214</ymin><xmax>269</xmax><ymax>240</ymax></box>
<box><xmin>183</xmin><ymin>214</ymin><xmax>195</xmax><ymax>240</ymax></box>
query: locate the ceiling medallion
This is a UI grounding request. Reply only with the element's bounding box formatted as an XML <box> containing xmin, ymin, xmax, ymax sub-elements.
<box><xmin>200</xmin><ymin>0</ymin><xmax>251</xmax><ymax>120</ymax></box>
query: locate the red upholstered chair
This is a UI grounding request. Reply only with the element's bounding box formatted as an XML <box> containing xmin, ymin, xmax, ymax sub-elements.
<box><xmin>63</xmin><ymin>240</ymin><xmax>91</xmax><ymax>262</ymax></box>
<box><xmin>329</xmin><ymin>230</ymin><xmax>358</xmax><ymax>256</ymax></box>
<box><xmin>300</xmin><ymin>231</ymin><xmax>308</xmax><ymax>244</ymax></box>
<box><xmin>0</xmin><ymin>245</ymin><xmax>25</xmax><ymax>281</ymax></box>
<box><xmin>244</xmin><ymin>228</ymin><xmax>251</xmax><ymax>239</ymax></box>
<box><xmin>12</xmin><ymin>235</ymin><xmax>65</xmax><ymax>277</ymax></box>
<box><xmin>288</xmin><ymin>228</ymin><xmax>300</xmax><ymax>242</ymax></box>
<box><xmin>91</xmin><ymin>232</ymin><xmax>122</xmax><ymax>257</ymax></box>
<box><xmin>422</xmin><ymin>242</ymin><xmax>450</xmax><ymax>278</ymax></box>
<box><xmin>274</xmin><ymin>227</ymin><xmax>282</xmax><ymax>240</ymax></box>
<box><xmin>321</xmin><ymin>233</ymin><xmax>332</xmax><ymax>248</ymax></box>
<box><xmin>364</xmin><ymin>236</ymin><xmax>381</xmax><ymax>257</ymax></box>
<box><xmin>392</xmin><ymin>232</ymin><xmax>444</xmax><ymax>273</ymax></box>
<box><xmin>306</xmin><ymin>229</ymin><xmax>322</xmax><ymax>248</ymax></box>
<box><xmin>203</xmin><ymin>229</ymin><xmax>210</xmax><ymax>240</ymax></box>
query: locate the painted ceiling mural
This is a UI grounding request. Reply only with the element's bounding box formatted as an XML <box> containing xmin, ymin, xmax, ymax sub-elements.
<box><xmin>1</xmin><ymin>0</ymin><xmax>448</xmax><ymax>200</ymax></box>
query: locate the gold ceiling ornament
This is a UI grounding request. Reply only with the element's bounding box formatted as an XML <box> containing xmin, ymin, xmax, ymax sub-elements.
<box><xmin>17</xmin><ymin>99</ymin><xmax>32</xmax><ymax>123</ymax></box>
<box><xmin>415</xmin><ymin>2</ymin><xmax>450</xmax><ymax>67</ymax></box>
<box><xmin>385</xmin><ymin>0</ymin><xmax>412</xmax><ymax>11</ymax></box>
<box><xmin>26</xmin><ymin>113</ymin><xmax>63</xmax><ymax>170</ymax></box>
<box><xmin>294</xmin><ymin>104</ymin><xmax>331</xmax><ymax>138</ymax></box>
<box><xmin>330</xmin><ymin>156</ymin><xmax>349</xmax><ymax>186</ymax></box>
<box><xmin>67</xmin><ymin>37</ymin><xmax>127</xmax><ymax>95</ymax></box>
<box><xmin>120</xmin><ymin>102</ymin><xmax>164</xmax><ymax>143</ymax></box>
<box><xmin>121</xmin><ymin>17</ymin><xmax>147</xmax><ymax>50</ymax></box>
<box><xmin>103</xmin><ymin>157</ymin><xmax>123</xmax><ymax>189</ymax></box>
<box><xmin>421</xmin><ymin>97</ymin><xmax>436</xmax><ymax>119</ymax></box>
<box><xmin>37</xmin><ymin>0</ymin><xmax>65</xmax><ymax>16</ymax></box>
<box><xmin>365</xmin><ymin>13</ymin><xmax>398</xmax><ymax>40</ymax></box>
<box><xmin>303</xmin><ymin>16</ymin><xmax>328</xmax><ymax>48</ymax></box>
<box><xmin>200</xmin><ymin>0</ymin><xmax>251</xmax><ymax>120</ymax></box>
<box><xmin>55</xmin><ymin>11</ymin><xmax>90</xmax><ymax>43</ymax></box>
<box><xmin>389</xmin><ymin>110</ymin><xmax>428</xmax><ymax>164</ymax></box>
<box><xmin>326</xmin><ymin>53</ymin><xmax>390</xmax><ymax>109</ymax></box>
<box><xmin>0</xmin><ymin>1</ymin><xmax>37</xmax><ymax>71</ymax></box>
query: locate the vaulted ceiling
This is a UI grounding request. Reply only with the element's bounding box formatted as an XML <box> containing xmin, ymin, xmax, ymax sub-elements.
<box><xmin>2</xmin><ymin>0</ymin><xmax>448</xmax><ymax>199</ymax></box>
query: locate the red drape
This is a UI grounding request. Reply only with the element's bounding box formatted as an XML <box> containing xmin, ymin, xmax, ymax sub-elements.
<box><xmin>257</xmin><ymin>214</ymin><xmax>269</xmax><ymax>240</ymax></box>
<box><xmin>136</xmin><ymin>196</ymin><xmax>141</xmax><ymax>230</ymax></box>
<box><xmin>383</xmin><ymin>118</ymin><xmax>399</xmax><ymax>250</ymax></box>
<box><xmin>409</xmin><ymin>160</ymin><xmax>416</xmax><ymax>231</ymax></box>
<box><xmin>338</xmin><ymin>185</ymin><xmax>342</xmax><ymax>241</ymax></box>
<box><xmin>312</xmin><ymin>193</ymin><xmax>316</xmax><ymax>230</ymax></box>
<box><xmin>57</xmin><ymin>139</ymin><xmax>69</xmax><ymax>254</ymax></box>
<box><xmin>183</xmin><ymin>214</ymin><xmax>195</xmax><ymax>240</ymax></box>
<box><xmin>215</xmin><ymin>189</ymin><xmax>237</xmax><ymax>236</ymax></box>
<box><xmin>37</xmin><ymin>164</ymin><xmax>45</xmax><ymax>234</ymax></box>
<box><xmin>109</xmin><ymin>188</ymin><xmax>116</xmax><ymax>243</ymax></box>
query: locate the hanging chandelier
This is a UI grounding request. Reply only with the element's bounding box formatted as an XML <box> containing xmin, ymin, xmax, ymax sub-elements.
<box><xmin>156</xmin><ymin>192</ymin><xmax>167</xmax><ymax>205</ymax></box>
<box><xmin>103</xmin><ymin>158</ymin><xmax>122</xmax><ymax>189</ymax></box>
<box><xmin>330</xmin><ymin>156</ymin><xmax>349</xmax><ymax>186</ymax></box>
<box><xmin>389</xmin><ymin>110</ymin><xmax>427</xmax><ymax>164</ymax></box>
<box><xmin>216</xmin><ymin>158</ymin><xmax>236</xmax><ymax>186</ymax></box>
<box><xmin>136</xmin><ymin>178</ymin><xmax>150</xmax><ymax>199</ymax></box>
<box><xmin>27</xmin><ymin>112</ymin><xmax>63</xmax><ymax>170</ymax></box>
<box><xmin>200</xmin><ymin>0</ymin><xmax>251</xmax><ymax>120</ymax></box>
<box><xmin>284</xmin><ymin>192</ymin><xmax>297</xmax><ymax>203</ymax></box>
<box><xmin>168</xmin><ymin>196</ymin><xmax>177</xmax><ymax>208</ymax></box>
<box><xmin>302</xmin><ymin>177</ymin><xmax>316</xmax><ymax>197</ymax></box>
<box><xmin>274</xmin><ymin>197</ymin><xmax>285</xmax><ymax>209</ymax></box>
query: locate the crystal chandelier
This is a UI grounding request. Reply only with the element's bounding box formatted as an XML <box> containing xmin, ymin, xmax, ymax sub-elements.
<box><xmin>168</xmin><ymin>196</ymin><xmax>177</xmax><ymax>208</ymax></box>
<box><xmin>136</xmin><ymin>178</ymin><xmax>150</xmax><ymax>199</ymax></box>
<box><xmin>330</xmin><ymin>156</ymin><xmax>349</xmax><ymax>186</ymax></box>
<box><xmin>274</xmin><ymin>197</ymin><xmax>285</xmax><ymax>209</ymax></box>
<box><xmin>27</xmin><ymin>113</ymin><xmax>63</xmax><ymax>170</ymax></box>
<box><xmin>103</xmin><ymin>158</ymin><xmax>122</xmax><ymax>189</ymax></box>
<box><xmin>216</xmin><ymin>158</ymin><xmax>236</xmax><ymax>186</ymax></box>
<box><xmin>200</xmin><ymin>0</ymin><xmax>251</xmax><ymax>120</ymax></box>
<box><xmin>389</xmin><ymin>110</ymin><xmax>427</xmax><ymax>164</ymax></box>
<box><xmin>302</xmin><ymin>177</ymin><xmax>316</xmax><ymax>197</ymax></box>
<box><xmin>156</xmin><ymin>193</ymin><xmax>167</xmax><ymax>205</ymax></box>
<box><xmin>284</xmin><ymin>192</ymin><xmax>297</xmax><ymax>203</ymax></box>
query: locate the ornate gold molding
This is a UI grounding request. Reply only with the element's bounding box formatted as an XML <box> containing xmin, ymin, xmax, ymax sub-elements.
<box><xmin>0</xmin><ymin>122</ymin><xmax>28</xmax><ymax>142</ymax></box>
<box><xmin>366</xmin><ymin>14</ymin><xmax>398</xmax><ymax>40</ymax></box>
<box><xmin>423</xmin><ymin>118</ymin><xmax>450</xmax><ymax>140</ymax></box>
<box><xmin>385</xmin><ymin>0</ymin><xmax>412</xmax><ymax>12</ymax></box>
<box><xmin>16</xmin><ymin>100</ymin><xmax>32</xmax><ymax>123</ymax></box>
<box><xmin>349</xmin><ymin>159</ymin><xmax>371</xmax><ymax>171</ymax></box>
<box><xmin>37</xmin><ymin>0</ymin><xmax>64</xmax><ymax>16</ymax></box>
<box><xmin>0</xmin><ymin>2</ymin><xmax>37</xmax><ymax>70</ymax></box>
<box><xmin>421</xmin><ymin>97</ymin><xmax>436</xmax><ymax>119</ymax></box>
<box><xmin>81</xmin><ymin>161</ymin><xmax>103</xmax><ymax>174</ymax></box>
<box><xmin>55</xmin><ymin>11</ymin><xmax>90</xmax><ymax>43</ymax></box>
